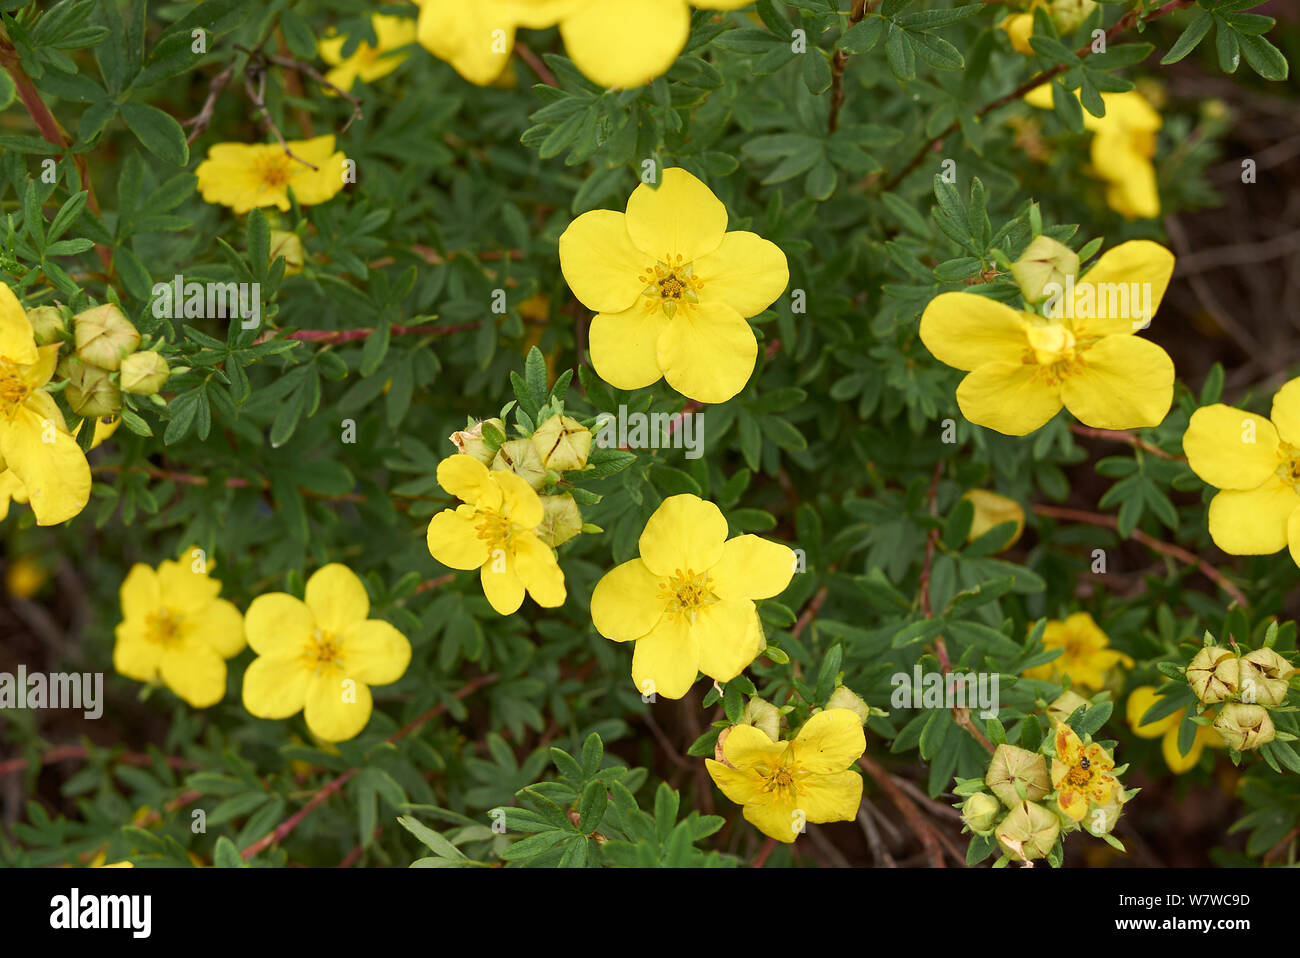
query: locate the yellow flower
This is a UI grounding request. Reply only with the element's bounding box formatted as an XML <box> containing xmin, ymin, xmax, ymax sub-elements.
<box><xmin>560</xmin><ymin>167</ymin><xmax>788</xmax><ymax>403</ymax></box>
<box><xmin>1182</xmin><ymin>376</ymin><xmax>1300</xmax><ymax>566</ymax></box>
<box><xmin>416</xmin><ymin>0</ymin><xmax>754</xmax><ymax>89</ymax></box>
<box><xmin>1127</xmin><ymin>685</ymin><xmax>1224</xmax><ymax>774</ymax></box>
<box><xmin>1024</xmin><ymin>612</ymin><xmax>1133</xmax><ymax>690</ymax></box>
<box><xmin>1049</xmin><ymin>724</ymin><xmax>1117</xmax><ymax>822</ymax></box>
<box><xmin>961</xmin><ymin>489</ymin><xmax>1025</xmax><ymax>550</ymax></box>
<box><xmin>5</xmin><ymin>555</ymin><xmax>46</xmax><ymax>599</ymax></box>
<box><xmin>705</xmin><ymin>709</ymin><xmax>865</xmax><ymax>843</ymax></box>
<box><xmin>919</xmin><ymin>240</ymin><xmax>1176</xmax><ymax>435</ymax></box>
<box><xmin>0</xmin><ymin>285</ymin><xmax>91</xmax><ymax>526</ymax></box>
<box><xmin>590</xmin><ymin>494</ymin><xmax>794</xmax><ymax>699</ymax></box>
<box><xmin>195</xmin><ymin>136</ymin><xmax>348</xmax><ymax>214</ymax></box>
<box><xmin>999</xmin><ymin>8</ymin><xmax>1040</xmax><ymax>55</ymax></box>
<box><xmin>425</xmin><ymin>454</ymin><xmax>566</xmax><ymax>615</ymax></box>
<box><xmin>242</xmin><ymin>564</ymin><xmax>412</xmax><ymax>742</ymax></box>
<box><xmin>114</xmin><ymin>549</ymin><xmax>246</xmax><ymax>708</ymax></box>
<box><xmin>319</xmin><ymin>14</ymin><xmax>417</xmax><ymax>92</ymax></box>
<box><xmin>1026</xmin><ymin>84</ymin><xmax>1161</xmax><ymax>219</ymax></box>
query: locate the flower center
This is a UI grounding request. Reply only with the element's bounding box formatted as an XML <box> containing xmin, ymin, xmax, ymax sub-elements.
<box><xmin>639</xmin><ymin>256</ymin><xmax>702</xmax><ymax>319</ymax></box>
<box><xmin>1025</xmin><ymin>322</ymin><xmax>1076</xmax><ymax>366</ymax></box>
<box><xmin>756</xmin><ymin>752</ymin><xmax>805</xmax><ymax>801</ymax></box>
<box><xmin>657</xmin><ymin>568</ymin><xmax>718</xmax><ymax>622</ymax></box>
<box><xmin>1276</xmin><ymin>442</ymin><xmax>1300</xmax><ymax>485</ymax></box>
<box><xmin>1065</xmin><ymin>764</ymin><xmax>1092</xmax><ymax>787</ymax></box>
<box><xmin>306</xmin><ymin>629</ymin><xmax>342</xmax><ymax>671</ymax></box>
<box><xmin>256</xmin><ymin>155</ymin><xmax>296</xmax><ymax>191</ymax></box>
<box><xmin>144</xmin><ymin>609</ymin><xmax>184</xmax><ymax>646</ymax></box>
<box><xmin>475</xmin><ymin>510</ymin><xmax>513</xmax><ymax>550</ymax></box>
<box><xmin>0</xmin><ymin>362</ymin><xmax>30</xmax><ymax>415</ymax></box>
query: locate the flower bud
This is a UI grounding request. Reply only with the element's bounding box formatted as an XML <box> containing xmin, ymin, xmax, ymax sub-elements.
<box><xmin>73</xmin><ymin>303</ymin><xmax>140</xmax><ymax>371</ymax></box>
<box><xmin>1048</xmin><ymin>0</ymin><xmax>1097</xmax><ymax>35</ymax></box>
<box><xmin>1187</xmin><ymin>646</ymin><xmax>1239</xmax><ymax>704</ymax></box>
<box><xmin>531</xmin><ymin>414</ymin><xmax>592</xmax><ymax>473</ymax></box>
<box><xmin>825</xmin><ymin>686</ymin><xmax>870</xmax><ymax>726</ymax></box>
<box><xmin>961</xmin><ymin>792</ymin><xmax>1001</xmax><ymax>836</ymax></box>
<box><xmin>64</xmin><ymin>360</ymin><xmax>122</xmax><ymax>418</ymax></box>
<box><xmin>1046</xmin><ymin>689</ymin><xmax>1090</xmax><ymax>727</ymax></box>
<box><xmin>996</xmin><ymin>800</ymin><xmax>1060</xmax><ymax>861</ymax></box>
<box><xmin>1011</xmin><ymin>235</ymin><xmax>1081</xmax><ymax>304</ymax></box>
<box><xmin>1212</xmin><ymin>703</ymin><xmax>1275</xmax><ymax>751</ymax></box>
<box><xmin>119</xmin><ymin>350</ymin><xmax>170</xmax><ymax>396</ymax></box>
<box><xmin>269</xmin><ymin>230</ymin><xmax>306</xmax><ymax>277</ymax></box>
<box><xmin>26</xmin><ymin>306</ymin><xmax>65</xmax><ymax>346</ymax></box>
<box><xmin>1239</xmin><ymin>648</ymin><xmax>1295</xmax><ymax>708</ymax></box>
<box><xmin>962</xmin><ymin>489</ymin><xmax>1025</xmax><ymax>551</ymax></box>
<box><xmin>491</xmin><ymin>438</ymin><xmax>548</xmax><ymax>490</ymax></box>
<box><xmin>998</xmin><ymin>12</ymin><xmax>1036</xmax><ymax>55</ymax></box>
<box><xmin>449</xmin><ymin>418</ymin><xmax>504</xmax><ymax>465</ymax></box>
<box><xmin>535</xmin><ymin>493</ymin><xmax>583</xmax><ymax>547</ymax></box>
<box><xmin>985</xmin><ymin>743</ymin><xmax>1050</xmax><ymax>807</ymax></box>
<box><xmin>740</xmin><ymin>696</ymin><xmax>781</xmax><ymax>743</ymax></box>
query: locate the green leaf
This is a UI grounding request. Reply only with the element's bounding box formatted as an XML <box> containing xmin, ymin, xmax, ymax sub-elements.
<box><xmin>1161</xmin><ymin>9</ymin><xmax>1213</xmax><ymax>65</ymax></box>
<box><xmin>119</xmin><ymin>100</ymin><xmax>189</xmax><ymax>165</ymax></box>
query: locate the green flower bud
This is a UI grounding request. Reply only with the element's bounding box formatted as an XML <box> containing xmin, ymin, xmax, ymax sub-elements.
<box><xmin>26</xmin><ymin>306</ymin><xmax>66</xmax><ymax>347</ymax></box>
<box><xmin>491</xmin><ymin>438</ymin><xmax>548</xmax><ymax>490</ymax></box>
<box><xmin>825</xmin><ymin>685</ymin><xmax>870</xmax><ymax>726</ymax></box>
<box><xmin>119</xmin><ymin>350</ymin><xmax>170</xmax><ymax>396</ymax></box>
<box><xmin>962</xmin><ymin>489</ymin><xmax>1025</xmax><ymax>551</ymax></box>
<box><xmin>1239</xmin><ymin>648</ymin><xmax>1296</xmax><ymax>708</ymax></box>
<box><xmin>996</xmin><ymin>800</ymin><xmax>1060</xmax><ymax>862</ymax></box>
<box><xmin>961</xmin><ymin>792</ymin><xmax>1001</xmax><ymax>836</ymax></box>
<box><xmin>73</xmin><ymin>303</ymin><xmax>140</xmax><ymax>371</ymax></box>
<box><xmin>1187</xmin><ymin>646</ymin><xmax>1239</xmax><ymax>704</ymax></box>
<box><xmin>269</xmin><ymin>229</ymin><xmax>306</xmax><ymax>277</ymax></box>
<box><xmin>535</xmin><ymin>493</ymin><xmax>583</xmax><ymax>547</ymax></box>
<box><xmin>531</xmin><ymin>414</ymin><xmax>592</xmax><ymax>472</ymax></box>
<box><xmin>64</xmin><ymin>360</ymin><xmax>122</xmax><ymax>418</ymax></box>
<box><xmin>740</xmin><ymin>696</ymin><xmax>781</xmax><ymax>742</ymax></box>
<box><xmin>1213</xmin><ymin>703</ymin><xmax>1275</xmax><ymax>751</ymax></box>
<box><xmin>450</xmin><ymin>417</ymin><xmax>504</xmax><ymax>465</ymax></box>
<box><xmin>1046</xmin><ymin>689</ymin><xmax>1091</xmax><ymax>727</ymax></box>
<box><xmin>985</xmin><ymin>743</ymin><xmax>1051</xmax><ymax>808</ymax></box>
<box><xmin>1010</xmin><ymin>235</ymin><xmax>1080</xmax><ymax>304</ymax></box>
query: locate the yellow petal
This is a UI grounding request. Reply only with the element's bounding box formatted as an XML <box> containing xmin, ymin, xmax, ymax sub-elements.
<box><xmin>494</xmin><ymin>470</ymin><xmax>543</xmax><ymax>529</ymax></box>
<box><xmin>919</xmin><ymin>292</ymin><xmax>1029</xmax><ymax>371</ymax></box>
<box><xmin>305</xmin><ymin>563</ymin><xmax>370</xmax><ymax>634</ymax></box>
<box><xmin>956</xmin><ymin>362</ymin><xmax>1063</xmax><ymax>436</ymax></box>
<box><xmin>113</xmin><ymin>621</ymin><xmax>162</xmax><ymax>683</ymax></box>
<box><xmin>158</xmin><ymin>640</ymin><xmax>227</xmax><ymax>708</ymax></box>
<box><xmin>707</xmin><ymin>534</ymin><xmax>795</xmax><ymax>601</ymax></box>
<box><xmin>558</xmin><ymin>210</ymin><xmax>648</xmax><ymax>313</ymax></box>
<box><xmin>1067</xmin><ymin>240</ymin><xmax>1174</xmax><ymax>337</ymax></box>
<box><xmin>1269</xmin><ymin>377</ymin><xmax>1300</xmax><ymax>446</ymax></box>
<box><xmin>242</xmin><ymin>654</ymin><xmax>309</xmax><ymax>719</ymax></box>
<box><xmin>742</xmin><ymin>796</ymin><xmax>802</xmax><ymax>843</ymax></box>
<box><xmin>657</xmin><ymin>300</ymin><xmax>756</xmax><ymax>403</ymax></box>
<box><xmin>638</xmin><ymin>493</ymin><xmax>728</xmax><ymax>577</ymax></box>
<box><xmin>721</xmin><ymin>724</ymin><xmax>788</xmax><ymax>768</ymax></box>
<box><xmin>559</xmin><ymin>0</ymin><xmax>691</xmax><ymax>89</ymax></box>
<box><xmin>18</xmin><ymin>343</ymin><xmax>59</xmax><ymax>389</ymax></box>
<box><xmin>426</xmin><ymin>505</ymin><xmax>492</xmax><ymax>570</ymax></box>
<box><xmin>1183</xmin><ymin>404</ymin><xmax>1280</xmax><ymax>490</ymax></box>
<box><xmin>339</xmin><ymin>619</ymin><xmax>411</xmax><ymax>685</ymax></box>
<box><xmin>283</xmin><ymin>137</ymin><xmax>348</xmax><ymax>206</ymax></box>
<box><xmin>1289</xmin><ymin>507</ymin><xmax>1300</xmax><ymax>570</ymax></box>
<box><xmin>304</xmin><ymin>670</ymin><xmax>373</xmax><ymax>742</ymax></box>
<box><xmin>0</xmin><ymin>403</ymin><xmax>90</xmax><ymax>525</ymax></box>
<box><xmin>481</xmin><ymin>558</ymin><xmax>525</xmax><ymax>614</ymax></box>
<box><xmin>694</xmin><ymin>599</ymin><xmax>761</xmax><ymax>682</ymax></box>
<box><xmin>591</xmin><ymin>558</ymin><xmax>665</xmax><ymax>641</ymax></box>
<box><xmin>631</xmin><ymin>613</ymin><xmax>699</xmax><ymax>700</ymax></box>
<box><xmin>157</xmin><ymin>557</ymin><xmax>221</xmax><ymax>610</ymax></box>
<box><xmin>1057</xmin><ymin>787</ymin><xmax>1088</xmax><ymax>821</ymax></box>
<box><xmin>244</xmin><ymin>592</ymin><xmax>314</xmax><ymax>656</ymax></box>
<box><xmin>795</xmin><ymin>770</ymin><xmax>864</xmax><ymax>824</ymax></box>
<box><xmin>119</xmin><ymin>563</ymin><xmax>161</xmax><ymax>622</ymax></box>
<box><xmin>1054</xmin><ymin>725</ymin><xmax>1083</xmax><ymax>765</ymax></box>
<box><xmin>1060</xmin><ymin>335</ymin><xmax>1173</xmax><ymax>429</ymax></box>
<box><xmin>624</xmin><ymin>167</ymin><xmax>727</xmax><ymax>263</ymax></box>
<box><xmin>513</xmin><ymin>532</ymin><xmax>566</xmax><ymax>607</ymax></box>
<box><xmin>1126</xmin><ymin>685</ymin><xmax>1180</xmax><ymax>738</ymax></box>
<box><xmin>792</xmin><ymin>708</ymin><xmax>866</xmax><ymax>773</ymax></box>
<box><xmin>0</xmin><ymin>283</ymin><xmax>38</xmax><ymax>365</ymax></box>
<box><xmin>187</xmin><ymin>598</ymin><xmax>245</xmax><ymax>659</ymax></box>
<box><xmin>588</xmin><ymin>303</ymin><xmax>669</xmax><ymax>391</ymax></box>
<box><xmin>1095</xmin><ymin>141</ymin><xmax>1160</xmax><ymax>220</ymax></box>
<box><xmin>1161</xmin><ymin>725</ymin><xmax>1204</xmax><ymax>774</ymax></box>
<box><xmin>693</xmin><ymin>231</ymin><xmax>789</xmax><ymax>318</ymax></box>
<box><xmin>417</xmin><ymin>1</ymin><xmax>513</xmax><ymax>85</ymax></box>
<box><xmin>1208</xmin><ymin>478</ymin><xmax>1299</xmax><ymax>554</ymax></box>
<box><xmin>705</xmin><ymin>759</ymin><xmax>767</xmax><ymax>806</ymax></box>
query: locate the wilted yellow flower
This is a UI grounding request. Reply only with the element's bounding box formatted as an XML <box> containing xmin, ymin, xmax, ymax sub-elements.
<box><xmin>962</xmin><ymin>489</ymin><xmax>1025</xmax><ymax>549</ymax></box>
<box><xmin>0</xmin><ymin>285</ymin><xmax>90</xmax><ymax>526</ymax></box>
<box><xmin>242</xmin><ymin>564</ymin><xmax>411</xmax><ymax>742</ymax></box>
<box><xmin>1212</xmin><ymin>702</ymin><xmax>1275</xmax><ymax>750</ymax></box>
<box><xmin>1126</xmin><ymin>685</ymin><xmax>1224</xmax><ymax>774</ymax></box>
<box><xmin>195</xmin><ymin>136</ymin><xmax>348</xmax><ymax>214</ymax></box>
<box><xmin>1183</xmin><ymin>377</ymin><xmax>1300</xmax><ymax>567</ymax></box>
<box><xmin>919</xmin><ymin>241</ymin><xmax>1175</xmax><ymax>435</ymax></box>
<box><xmin>114</xmin><ymin>549</ymin><xmax>246</xmax><ymax>708</ymax></box>
<box><xmin>320</xmin><ymin>14</ymin><xmax>417</xmax><ymax>91</ymax></box>
<box><xmin>996</xmin><ymin>799</ymin><xmax>1060</xmax><ymax>860</ymax></box>
<box><xmin>1024</xmin><ymin>612</ymin><xmax>1133</xmax><ymax>690</ymax></box>
<box><xmin>591</xmin><ymin>494</ymin><xmax>794</xmax><ymax>699</ymax></box>
<box><xmin>425</xmin><ymin>454</ymin><xmax>566</xmax><ymax>614</ymax></box>
<box><xmin>1027</xmin><ymin>83</ymin><xmax>1162</xmax><ymax>219</ymax></box>
<box><xmin>705</xmin><ymin>709</ymin><xmax>865</xmax><ymax>843</ymax></box>
<box><xmin>1050</xmin><ymin>724</ymin><xmax>1117</xmax><ymax>821</ymax></box>
<box><xmin>560</xmin><ymin>168</ymin><xmax>788</xmax><ymax>403</ymax></box>
<box><xmin>269</xmin><ymin>230</ymin><xmax>306</xmax><ymax>276</ymax></box>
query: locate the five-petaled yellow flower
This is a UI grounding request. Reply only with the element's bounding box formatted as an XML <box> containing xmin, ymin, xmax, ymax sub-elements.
<box><xmin>113</xmin><ymin>549</ymin><xmax>246</xmax><ymax>708</ymax></box>
<box><xmin>1182</xmin><ymin>376</ymin><xmax>1300</xmax><ymax>566</ymax></box>
<box><xmin>1027</xmin><ymin>83</ymin><xmax>1162</xmax><ymax>220</ymax></box>
<box><xmin>706</xmin><ymin>709</ymin><xmax>865</xmax><ymax>843</ymax></box>
<box><xmin>242</xmin><ymin>564</ymin><xmax>412</xmax><ymax>742</ymax></box>
<box><xmin>0</xmin><ymin>285</ymin><xmax>91</xmax><ymax>525</ymax></box>
<box><xmin>426</xmin><ymin>454</ymin><xmax>566</xmax><ymax>615</ymax></box>
<box><xmin>1126</xmin><ymin>685</ymin><xmax>1224</xmax><ymax>774</ymax></box>
<box><xmin>195</xmin><ymin>136</ymin><xmax>348</xmax><ymax>214</ymax></box>
<box><xmin>920</xmin><ymin>240</ymin><xmax>1176</xmax><ymax>435</ymax></box>
<box><xmin>560</xmin><ymin>168</ymin><xmax>788</xmax><ymax>404</ymax></box>
<box><xmin>416</xmin><ymin>0</ymin><xmax>755</xmax><ymax>89</ymax></box>
<box><xmin>590</xmin><ymin>494</ymin><xmax>794</xmax><ymax>699</ymax></box>
<box><xmin>1024</xmin><ymin>612</ymin><xmax>1133</xmax><ymax>690</ymax></box>
<box><xmin>320</xmin><ymin>14</ymin><xmax>417</xmax><ymax>92</ymax></box>
<box><xmin>1050</xmin><ymin>724</ymin><xmax>1117</xmax><ymax>822</ymax></box>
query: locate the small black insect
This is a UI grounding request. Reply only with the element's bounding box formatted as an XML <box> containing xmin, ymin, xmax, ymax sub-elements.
<box><xmin>1080</xmin><ymin>757</ymin><xmax>1091</xmax><ymax>770</ymax></box>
